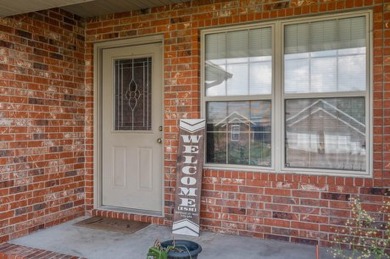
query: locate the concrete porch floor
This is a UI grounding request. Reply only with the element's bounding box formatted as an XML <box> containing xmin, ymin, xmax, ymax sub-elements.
<box><xmin>7</xmin><ymin>217</ymin><xmax>334</xmax><ymax>259</ymax></box>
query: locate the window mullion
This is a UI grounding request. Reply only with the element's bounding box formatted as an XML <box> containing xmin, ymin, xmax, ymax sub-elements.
<box><xmin>274</xmin><ymin>21</ymin><xmax>283</xmax><ymax>172</ymax></box>
<box><xmin>366</xmin><ymin>14</ymin><xmax>372</xmax><ymax>175</ymax></box>
<box><xmin>284</xmin><ymin>91</ymin><xmax>367</xmax><ymax>100</ymax></box>
<box><xmin>204</xmin><ymin>95</ymin><xmax>272</xmax><ymax>102</ymax></box>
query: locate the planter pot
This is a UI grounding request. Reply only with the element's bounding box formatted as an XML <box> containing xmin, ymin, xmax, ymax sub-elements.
<box><xmin>160</xmin><ymin>240</ymin><xmax>202</xmax><ymax>259</ymax></box>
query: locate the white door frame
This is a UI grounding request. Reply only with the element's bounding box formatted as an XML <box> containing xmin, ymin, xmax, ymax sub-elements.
<box><xmin>93</xmin><ymin>35</ymin><xmax>164</xmax><ymax>214</ymax></box>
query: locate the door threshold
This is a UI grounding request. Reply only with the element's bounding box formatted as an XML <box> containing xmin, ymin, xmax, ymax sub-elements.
<box><xmin>99</xmin><ymin>205</ymin><xmax>163</xmax><ymax>217</ymax></box>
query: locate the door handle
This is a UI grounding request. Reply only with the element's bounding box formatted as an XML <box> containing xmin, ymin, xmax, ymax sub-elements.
<box><xmin>157</xmin><ymin>138</ymin><xmax>162</xmax><ymax>144</ymax></box>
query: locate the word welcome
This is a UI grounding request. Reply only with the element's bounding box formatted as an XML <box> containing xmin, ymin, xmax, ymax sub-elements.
<box><xmin>177</xmin><ymin>135</ymin><xmax>202</xmax><ymax>213</ymax></box>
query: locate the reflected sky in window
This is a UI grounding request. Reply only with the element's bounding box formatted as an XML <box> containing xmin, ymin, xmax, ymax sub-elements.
<box><xmin>284</xmin><ymin>47</ymin><xmax>366</xmax><ymax>93</ymax></box>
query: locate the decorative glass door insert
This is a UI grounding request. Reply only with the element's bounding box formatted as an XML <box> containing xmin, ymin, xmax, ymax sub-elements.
<box><xmin>115</xmin><ymin>57</ymin><xmax>152</xmax><ymax>131</ymax></box>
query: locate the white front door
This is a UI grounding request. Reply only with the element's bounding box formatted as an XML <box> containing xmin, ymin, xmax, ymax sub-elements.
<box><xmin>101</xmin><ymin>43</ymin><xmax>163</xmax><ymax>215</ymax></box>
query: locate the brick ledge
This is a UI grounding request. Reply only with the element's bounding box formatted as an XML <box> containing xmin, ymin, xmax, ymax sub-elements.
<box><xmin>0</xmin><ymin>243</ymin><xmax>84</xmax><ymax>259</ymax></box>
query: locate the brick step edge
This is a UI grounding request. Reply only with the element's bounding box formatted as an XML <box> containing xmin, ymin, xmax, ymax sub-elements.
<box><xmin>0</xmin><ymin>243</ymin><xmax>85</xmax><ymax>259</ymax></box>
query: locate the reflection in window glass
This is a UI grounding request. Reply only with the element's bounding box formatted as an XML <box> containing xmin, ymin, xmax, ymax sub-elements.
<box><xmin>338</xmin><ymin>54</ymin><xmax>366</xmax><ymax>91</ymax></box>
<box><xmin>285</xmin><ymin>98</ymin><xmax>366</xmax><ymax>171</ymax></box>
<box><xmin>203</xmin><ymin>13</ymin><xmax>370</xmax><ymax>175</ymax></box>
<box><xmin>284</xmin><ymin>15</ymin><xmax>367</xmax><ymax>94</ymax></box>
<box><xmin>311</xmin><ymin>57</ymin><xmax>337</xmax><ymax>92</ymax></box>
<box><xmin>284</xmin><ymin>49</ymin><xmax>366</xmax><ymax>93</ymax></box>
<box><xmin>284</xmin><ymin>56</ymin><xmax>309</xmax><ymax>93</ymax></box>
<box><xmin>249</xmin><ymin>57</ymin><xmax>273</xmax><ymax>95</ymax></box>
<box><xmin>206</xmin><ymin>101</ymin><xmax>272</xmax><ymax>167</ymax></box>
<box><xmin>205</xmin><ymin>27</ymin><xmax>272</xmax><ymax>97</ymax></box>
<box><xmin>227</xmin><ymin>61</ymin><xmax>249</xmax><ymax>95</ymax></box>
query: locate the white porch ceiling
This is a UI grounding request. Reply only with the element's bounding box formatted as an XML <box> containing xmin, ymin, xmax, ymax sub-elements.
<box><xmin>0</xmin><ymin>0</ymin><xmax>94</xmax><ymax>17</ymax></box>
<box><xmin>0</xmin><ymin>0</ymin><xmax>190</xmax><ymax>18</ymax></box>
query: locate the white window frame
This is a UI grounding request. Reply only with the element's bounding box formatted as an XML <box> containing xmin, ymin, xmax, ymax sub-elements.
<box><xmin>201</xmin><ymin>10</ymin><xmax>373</xmax><ymax>177</ymax></box>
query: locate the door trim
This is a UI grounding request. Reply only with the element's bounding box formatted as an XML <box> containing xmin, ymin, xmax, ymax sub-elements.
<box><xmin>93</xmin><ymin>35</ymin><xmax>164</xmax><ymax>215</ymax></box>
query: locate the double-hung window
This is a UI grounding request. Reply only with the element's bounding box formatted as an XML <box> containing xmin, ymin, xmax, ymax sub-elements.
<box><xmin>201</xmin><ymin>11</ymin><xmax>371</xmax><ymax>176</ymax></box>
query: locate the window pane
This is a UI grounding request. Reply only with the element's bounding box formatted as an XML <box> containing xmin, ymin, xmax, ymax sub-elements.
<box><xmin>249</xmin><ymin>57</ymin><xmax>272</xmax><ymax>95</ymax></box>
<box><xmin>284</xmin><ymin>55</ymin><xmax>309</xmax><ymax>93</ymax></box>
<box><xmin>285</xmin><ymin>49</ymin><xmax>366</xmax><ymax>93</ymax></box>
<box><xmin>206</xmin><ymin>101</ymin><xmax>272</xmax><ymax>167</ymax></box>
<box><xmin>205</xmin><ymin>33</ymin><xmax>226</xmax><ymax>60</ymax></box>
<box><xmin>205</xmin><ymin>27</ymin><xmax>272</xmax><ymax>96</ymax></box>
<box><xmin>311</xmin><ymin>56</ymin><xmax>337</xmax><ymax>92</ymax></box>
<box><xmin>284</xmin><ymin>49</ymin><xmax>366</xmax><ymax>93</ymax></box>
<box><xmin>227</xmin><ymin>30</ymin><xmax>248</xmax><ymax>58</ymax></box>
<box><xmin>205</xmin><ymin>62</ymin><xmax>228</xmax><ymax>96</ymax></box>
<box><xmin>226</xmin><ymin>60</ymin><xmax>249</xmax><ymax>95</ymax></box>
<box><xmin>284</xmin><ymin>16</ymin><xmax>366</xmax><ymax>54</ymax></box>
<box><xmin>285</xmin><ymin>98</ymin><xmax>366</xmax><ymax>171</ymax></box>
<box><xmin>338</xmin><ymin>53</ymin><xmax>366</xmax><ymax>91</ymax></box>
<box><xmin>284</xmin><ymin>15</ymin><xmax>367</xmax><ymax>94</ymax></box>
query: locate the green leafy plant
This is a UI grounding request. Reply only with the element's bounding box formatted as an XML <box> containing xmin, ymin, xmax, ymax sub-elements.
<box><xmin>147</xmin><ymin>239</ymin><xmax>173</xmax><ymax>259</ymax></box>
<box><xmin>330</xmin><ymin>197</ymin><xmax>390</xmax><ymax>259</ymax></box>
<box><xmin>147</xmin><ymin>239</ymin><xmax>194</xmax><ymax>259</ymax></box>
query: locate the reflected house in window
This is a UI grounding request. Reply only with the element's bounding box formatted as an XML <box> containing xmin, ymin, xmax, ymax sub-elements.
<box><xmin>285</xmin><ymin>99</ymin><xmax>366</xmax><ymax>171</ymax></box>
<box><xmin>209</xmin><ymin>111</ymin><xmax>271</xmax><ymax>166</ymax></box>
<box><xmin>215</xmin><ymin>111</ymin><xmax>256</xmax><ymax>141</ymax></box>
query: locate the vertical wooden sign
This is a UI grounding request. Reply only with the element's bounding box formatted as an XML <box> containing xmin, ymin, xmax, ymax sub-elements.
<box><xmin>172</xmin><ymin>119</ymin><xmax>205</xmax><ymax>237</ymax></box>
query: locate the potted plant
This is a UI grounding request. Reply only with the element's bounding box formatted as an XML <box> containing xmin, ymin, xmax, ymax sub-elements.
<box><xmin>147</xmin><ymin>239</ymin><xmax>202</xmax><ymax>259</ymax></box>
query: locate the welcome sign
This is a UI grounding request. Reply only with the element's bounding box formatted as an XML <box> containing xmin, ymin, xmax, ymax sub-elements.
<box><xmin>172</xmin><ymin>119</ymin><xmax>205</xmax><ymax>237</ymax></box>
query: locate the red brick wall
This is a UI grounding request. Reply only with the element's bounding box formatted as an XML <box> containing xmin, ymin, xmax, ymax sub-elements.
<box><xmin>0</xmin><ymin>9</ymin><xmax>86</xmax><ymax>242</ymax></box>
<box><xmin>85</xmin><ymin>0</ymin><xmax>390</xmax><ymax>246</ymax></box>
<box><xmin>0</xmin><ymin>0</ymin><xmax>388</xmax><ymax>247</ymax></box>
